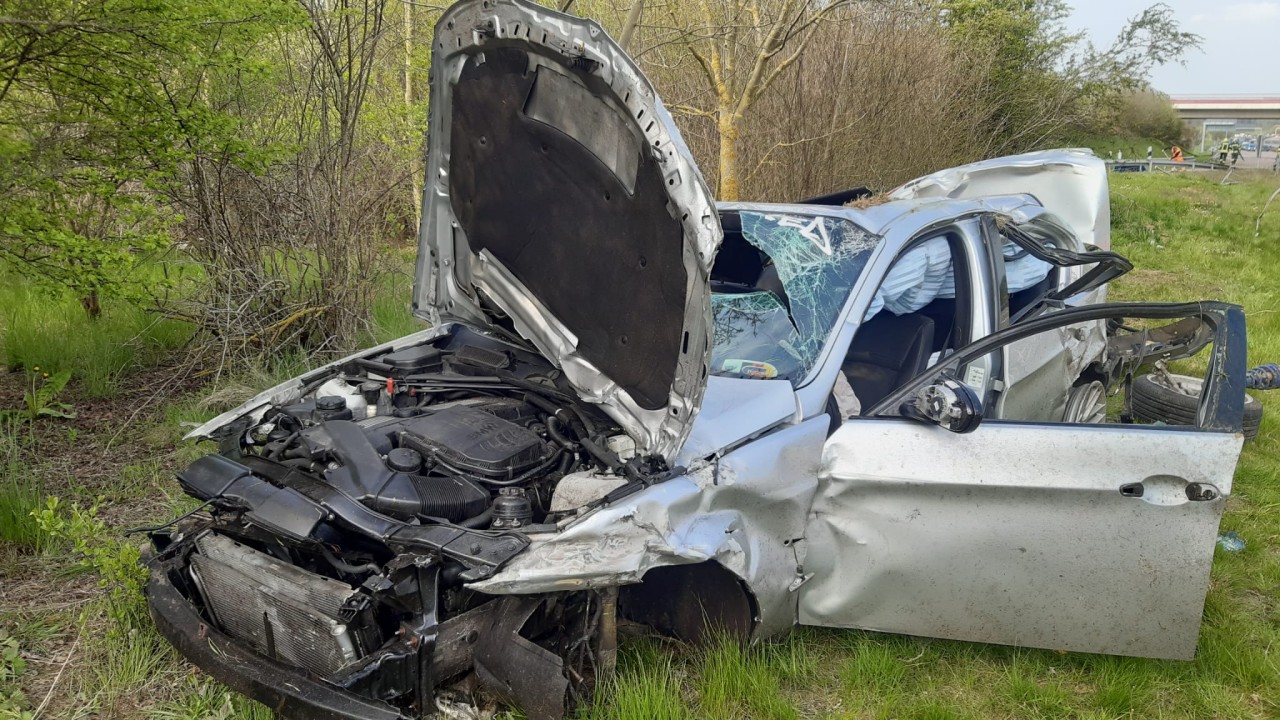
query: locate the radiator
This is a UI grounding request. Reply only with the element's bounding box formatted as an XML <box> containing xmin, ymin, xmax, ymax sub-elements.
<box><xmin>189</xmin><ymin>532</ymin><xmax>362</xmax><ymax>677</ymax></box>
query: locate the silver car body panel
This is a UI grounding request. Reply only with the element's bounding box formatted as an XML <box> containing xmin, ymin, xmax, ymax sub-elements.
<box><xmin>414</xmin><ymin>0</ymin><xmax>720</xmax><ymax>463</ymax></box>
<box><xmin>800</xmin><ymin>420</ymin><xmax>1241</xmax><ymax>660</ymax></box>
<box><xmin>676</xmin><ymin>376</ymin><xmax>799</xmax><ymax>466</ymax></box>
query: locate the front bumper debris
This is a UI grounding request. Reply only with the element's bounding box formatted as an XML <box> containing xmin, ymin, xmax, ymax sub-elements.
<box><xmin>144</xmin><ymin>528</ymin><xmax>606</xmax><ymax>720</ymax></box>
<box><xmin>146</xmin><ymin>559</ymin><xmax>411</xmax><ymax>720</ymax></box>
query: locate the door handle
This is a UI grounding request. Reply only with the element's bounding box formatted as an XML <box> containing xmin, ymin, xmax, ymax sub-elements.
<box><xmin>1120</xmin><ymin>476</ymin><xmax>1221</xmax><ymax>505</ymax></box>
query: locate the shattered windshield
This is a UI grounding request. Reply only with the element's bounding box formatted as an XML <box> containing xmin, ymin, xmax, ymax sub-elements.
<box><xmin>712</xmin><ymin>212</ymin><xmax>880</xmax><ymax>384</ymax></box>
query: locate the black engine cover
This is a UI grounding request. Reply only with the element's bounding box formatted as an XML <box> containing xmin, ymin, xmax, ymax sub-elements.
<box><xmin>399</xmin><ymin>406</ymin><xmax>546</xmax><ymax>477</ymax></box>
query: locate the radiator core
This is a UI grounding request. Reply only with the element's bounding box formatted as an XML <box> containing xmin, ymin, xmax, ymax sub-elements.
<box><xmin>189</xmin><ymin>532</ymin><xmax>362</xmax><ymax>677</ymax></box>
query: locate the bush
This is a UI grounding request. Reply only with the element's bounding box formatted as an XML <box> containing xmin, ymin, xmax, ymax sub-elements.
<box><xmin>1114</xmin><ymin>89</ymin><xmax>1185</xmax><ymax>145</ymax></box>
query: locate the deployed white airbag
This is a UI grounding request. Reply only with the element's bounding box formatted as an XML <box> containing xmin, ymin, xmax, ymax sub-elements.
<box><xmin>864</xmin><ymin>238</ymin><xmax>1051</xmax><ymax>321</ymax></box>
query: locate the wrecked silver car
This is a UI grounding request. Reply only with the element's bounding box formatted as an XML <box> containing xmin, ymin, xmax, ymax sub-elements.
<box><xmin>143</xmin><ymin>1</ymin><xmax>1251</xmax><ymax>718</ymax></box>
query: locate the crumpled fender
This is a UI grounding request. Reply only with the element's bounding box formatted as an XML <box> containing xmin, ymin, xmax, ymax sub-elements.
<box><xmin>469</xmin><ymin>416</ymin><xmax>830</xmax><ymax>640</ymax></box>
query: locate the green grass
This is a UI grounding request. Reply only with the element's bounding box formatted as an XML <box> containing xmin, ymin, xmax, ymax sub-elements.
<box><xmin>0</xmin><ymin>280</ymin><xmax>193</xmax><ymax>397</ymax></box>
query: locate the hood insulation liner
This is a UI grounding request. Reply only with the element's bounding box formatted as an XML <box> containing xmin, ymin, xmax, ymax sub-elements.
<box><xmin>449</xmin><ymin>48</ymin><xmax>689</xmax><ymax>411</ymax></box>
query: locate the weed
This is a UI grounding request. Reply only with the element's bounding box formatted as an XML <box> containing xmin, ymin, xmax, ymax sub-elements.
<box><xmin>581</xmin><ymin>640</ymin><xmax>692</xmax><ymax>720</ymax></box>
<box><xmin>0</xmin><ymin>420</ymin><xmax>56</xmax><ymax>554</ymax></box>
<box><xmin>0</xmin><ymin>369</ymin><xmax>74</xmax><ymax>424</ymax></box>
<box><xmin>149</xmin><ymin>677</ymin><xmax>274</xmax><ymax>720</ymax></box>
<box><xmin>0</xmin><ymin>632</ymin><xmax>31</xmax><ymax>720</ymax></box>
<box><xmin>34</xmin><ymin>497</ymin><xmax>148</xmax><ymax>629</ymax></box>
<box><xmin>0</xmin><ymin>477</ymin><xmax>44</xmax><ymax>553</ymax></box>
<box><xmin>696</xmin><ymin>635</ymin><xmax>799</xmax><ymax>720</ymax></box>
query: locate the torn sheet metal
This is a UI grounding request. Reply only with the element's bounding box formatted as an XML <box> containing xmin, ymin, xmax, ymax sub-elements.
<box><xmin>997</xmin><ymin>318</ymin><xmax>1108</xmax><ymax>422</ymax></box>
<box><xmin>471</xmin><ymin>416</ymin><xmax>828</xmax><ymax>639</ymax></box>
<box><xmin>891</xmin><ymin>149</ymin><xmax>1111</xmax><ymax>250</ymax></box>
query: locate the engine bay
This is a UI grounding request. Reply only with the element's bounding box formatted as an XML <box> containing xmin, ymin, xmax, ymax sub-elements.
<box><xmin>147</xmin><ymin>325</ymin><xmax>675</xmax><ymax>718</ymax></box>
<box><xmin>194</xmin><ymin>326</ymin><xmax>662</xmax><ymax>533</ymax></box>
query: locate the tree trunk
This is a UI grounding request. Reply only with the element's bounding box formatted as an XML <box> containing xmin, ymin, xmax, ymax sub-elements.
<box><xmin>718</xmin><ymin>113</ymin><xmax>741</xmax><ymax>201</ymax></box>
<box><xmin>80</xmin><ymin>289</ymin><xmax>101</xmax><ymax>319</ymax></box>
<box><xmin>404</xmin><ymin>0</ymin><xmax>421</xmax><ymax>230</ymax></box>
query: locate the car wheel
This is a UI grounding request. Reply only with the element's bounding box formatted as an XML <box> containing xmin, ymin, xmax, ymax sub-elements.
<box><xmin>1131</xmin><ymin>372</ymin><xmax>1263</xmax><ymax>440</ymax></box>
<box><xmin>1063</xmin><ymin>380</ymin><xmax>1107</xmax><ymax>424</ymax></box>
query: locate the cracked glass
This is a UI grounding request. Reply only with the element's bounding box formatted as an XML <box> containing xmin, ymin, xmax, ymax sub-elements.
<box><xmin>712</xmin><ymin>212</ymin><xmax>880</xmax><ymax>384</ymax></box>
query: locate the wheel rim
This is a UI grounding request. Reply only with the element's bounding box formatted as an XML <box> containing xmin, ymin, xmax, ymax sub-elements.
<box><xmin>1065</xmin><ymin>381</ymin><xmax>1107</xmax><ymax>424</ymax></box>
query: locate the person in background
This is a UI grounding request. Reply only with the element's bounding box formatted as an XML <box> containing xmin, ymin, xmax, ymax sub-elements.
<box><xmin>1170</xmin><ymin>145</ymin><xmax>1183</xmax><ymax>162</ymax></box>
<box><xmin>1218</xmin><ymin>138</ymin><xmax>1230</xmax><ymax>164</ymax></box>
<box><xmin>1229</xmin><ymin>139</ymin><xmax>1243</xmax><ymax>165</ymax></box>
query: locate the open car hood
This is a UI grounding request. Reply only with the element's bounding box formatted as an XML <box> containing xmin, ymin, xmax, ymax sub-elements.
<box><xmin>413</xmin><ymin>0</ymin><xmax>720</xmax><ymax>461</ymax></box>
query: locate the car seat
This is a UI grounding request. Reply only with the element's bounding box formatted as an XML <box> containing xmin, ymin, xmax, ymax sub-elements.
<box><xmin>842</xmin><ymin>312</ymin><xmax>936</xmax><ymax>410</ymax></box>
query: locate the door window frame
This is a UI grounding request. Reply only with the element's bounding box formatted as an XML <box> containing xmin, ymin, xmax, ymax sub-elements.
<box><xmin>861</xmin><ymin>301</ymin><xmax>1248</xmax><ymax>435</ymax></box>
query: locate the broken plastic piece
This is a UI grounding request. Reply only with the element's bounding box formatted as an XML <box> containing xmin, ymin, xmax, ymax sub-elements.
<box><xmin>1216</xmin><ymin>531</ymin><xmax>1245</xmax><ymax>553</ymax></box>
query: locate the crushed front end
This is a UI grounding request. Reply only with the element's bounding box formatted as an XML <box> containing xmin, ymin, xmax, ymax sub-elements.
<box><xmin>144</xmin><ymin>327</ymin><xmax>664</xmax><ymax>719</ymax></box>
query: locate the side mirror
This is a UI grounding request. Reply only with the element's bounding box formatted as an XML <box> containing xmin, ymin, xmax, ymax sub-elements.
<box><xmin>901</xmin><ymin>378</ymin><xmax>983</xmax><ymax>434</ymax></box>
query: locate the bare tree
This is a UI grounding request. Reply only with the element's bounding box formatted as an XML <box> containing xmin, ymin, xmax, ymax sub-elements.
<box><xmin>167</xmin><ymin>0</ymin><xmax>408</xmax><ymax>375</ymax></box>
<box><xmin>647</xmin><ymin>0</ymin><xmax>860</xmax><ymax>200</ymax></box>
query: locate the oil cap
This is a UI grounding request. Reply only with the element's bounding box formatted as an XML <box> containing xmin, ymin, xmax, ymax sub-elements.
<box><xmin>316</xmin><ymin>395</ymin><xmax>347</xmax><ymax>412</ymax></box>
<box><xmin>386</xmin><ymin>447</ymin><xmax>423</xmax><ymax>473</ymax></box>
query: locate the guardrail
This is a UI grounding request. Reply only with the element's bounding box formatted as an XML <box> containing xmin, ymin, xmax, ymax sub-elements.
<box><xmin>1105</xmin><ymin>158</ymin><xmax>1230</xmax><ymax>172</ymax></box>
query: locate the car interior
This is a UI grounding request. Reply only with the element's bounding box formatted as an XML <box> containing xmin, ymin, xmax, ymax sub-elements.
<box><xmin>709</xmin><ymin>212</ymin><xmax>788</xmax><ymax>306</ymax></box>
<box><xmin>841</xmin><ymin>234</ymin><xmax>969</xmax><ymax>412</ymax></box>
<box><xmin>710</xmin><ymin>212</ymin><xmax>1061</xmax><ymax>428</ymax></box>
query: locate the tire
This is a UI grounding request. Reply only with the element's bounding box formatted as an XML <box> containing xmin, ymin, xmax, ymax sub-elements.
<box><xmin>1130</xmin><ymin>373</ymin><xmax>1263</xmax><ymax>440</ymax></box>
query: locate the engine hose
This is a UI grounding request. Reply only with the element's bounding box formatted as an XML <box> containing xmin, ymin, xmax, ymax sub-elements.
<box><xmin>466</xmin><ymin>450</ymin><xmax>565</xmax><ymax>487</ymax></box>
<box><xmin>521</xmin><ymin>389</ymin><xmax>602</xmax><ymax>438</ymax></box>
<box><xmin>279</xmin><ymin>457</ymin><xmax>317</xmax><ymax>472</ymax></box>
<box><xmin>1246</xmin><ymin>363</ymin><xmax>1279</xmax><ymax>390</ymax></box>
<box><xmin>571</xmin><ymin>406</ymin><xmax>599</xmax><ymax>438</ymax></box>
<box><xmin>458</xmin><ymin>507</ymin><xmax>493</xmax><ymax>529</ymax></box>
<box><xmin>580</xmin><ymin>435</ymin><xmax>623</xmax><ymax>471</ymax></box>
<box><xmin>545</xmin><ymin>416</ymin><xmax>579</xmax><ymax>449</ymax></box>
<box><xmin>319</xmin><ymin>543</ymin><xmax>380</xmax><ymax>576</ymax></box>
<box><xmin>557</xmin><ymin>451</ymin><xmax>574</xmax><ymax>476</ymax></box>
<box><xmin>523</xmin><ymin>392</ymin><xmax>574</xmax><ymax>425</ymax></box>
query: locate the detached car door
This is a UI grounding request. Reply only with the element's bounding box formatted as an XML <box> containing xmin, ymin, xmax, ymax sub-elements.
<box><xmin>799</xmin><ymin>302</ymin><xmax>1247</xmax><ymax>660</ymax></box>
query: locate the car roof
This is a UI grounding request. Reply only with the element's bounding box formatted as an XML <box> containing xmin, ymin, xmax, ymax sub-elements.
<box><xmin>718</xmin><ymin>193</ymin><xmax>1043</xmax><ymax>252</ymax></box>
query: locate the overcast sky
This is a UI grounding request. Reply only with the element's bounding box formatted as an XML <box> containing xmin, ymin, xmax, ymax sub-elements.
<box><xmin>1065</xmin><ymin>1</ymin><xmax>1278</xmax><ymax>96</ymax></box>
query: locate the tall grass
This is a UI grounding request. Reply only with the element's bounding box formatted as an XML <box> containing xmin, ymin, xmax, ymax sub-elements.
<box><xmin>0</xmin><ymin>280</ymin><xmax>192</xmax><ymax>397</ymax></box>
<box><xmin>0</xmin><ymin>419</ymin><xmax>47</xmax><ymax>554</ymax></box>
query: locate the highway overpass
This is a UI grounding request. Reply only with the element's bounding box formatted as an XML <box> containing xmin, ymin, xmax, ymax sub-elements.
<box><xmin>1171</xmin><ymin>96</ymin><xmax>1280</xmax><ymax>151</ymax></box>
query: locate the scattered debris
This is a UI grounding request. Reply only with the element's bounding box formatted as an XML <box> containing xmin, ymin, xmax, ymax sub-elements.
<box><xmin>1217</xmin><ymin>531</ymin><xmax>1246</xmax><ymax>553</ymax></box>
<box><xmin>1246</xmin><ymin>364</ymin><xmax>1279</xmax><ymax>391</ymax></box>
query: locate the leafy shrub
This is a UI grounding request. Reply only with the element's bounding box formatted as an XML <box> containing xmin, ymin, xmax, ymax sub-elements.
<box><xmin>34</xmin><ymin>498</ymin><xmax>148</xmax><ymax>629</ymax></box>
<box><xmin>0</xmin><ymin>369</ymin><xmax>74</xmax><ymax>425</ymax></box>
<box><xmin>0</xmin><ymin>632</ymin><xmax>31</xmax><ymax>720</ymax></box>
